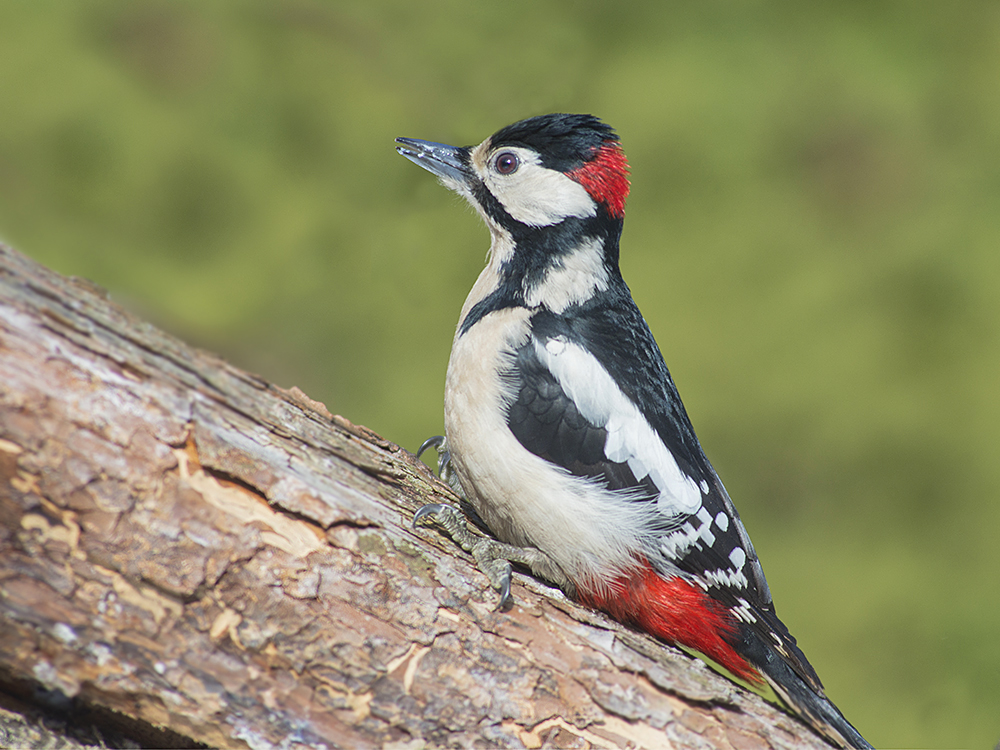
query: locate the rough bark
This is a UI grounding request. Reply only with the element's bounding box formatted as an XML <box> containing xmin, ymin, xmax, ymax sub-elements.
<box><xmin>0</xmin><ymin>243</ymin><xmax>830</xmax><ymax>749</ymax></box>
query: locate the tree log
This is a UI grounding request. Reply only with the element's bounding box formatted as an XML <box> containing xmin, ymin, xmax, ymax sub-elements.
<box><xmin>0</xmin><ymin>243</ymin><xmax>830</xmax><ymax>749</ymax></box>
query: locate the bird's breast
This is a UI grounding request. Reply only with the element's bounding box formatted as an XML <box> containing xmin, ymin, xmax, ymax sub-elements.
<box><xmin>444</xmin><ymin>304</ymin><xmax>652</xmax><ymax>588</ymax></box>
<box><xmin>444</xmin><ymin>305</ymin><xmax>532</xmax><ymax>546</ymax></box>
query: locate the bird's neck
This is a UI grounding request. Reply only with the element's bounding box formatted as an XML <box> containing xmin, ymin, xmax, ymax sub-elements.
<box><xmin>457</xmin><ymin>218</ymin><xmax>622</xmax><ymax>336</ymax></box>
<box><xmin>520</xmin><ymin>235</ymin><xmax>611</xmax><ymax>314</ymax></box>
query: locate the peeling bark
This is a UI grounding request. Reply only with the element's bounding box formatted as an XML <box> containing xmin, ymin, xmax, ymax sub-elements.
<box><xmin>0</xmin><ymin>244</ymin><xmax>831</xmax><ymax>749</ymax></box>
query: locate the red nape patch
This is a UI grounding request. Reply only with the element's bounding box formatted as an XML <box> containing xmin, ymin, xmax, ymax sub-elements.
<box><xmin>579</xmin><ymin>563</ymin><xmax>760</xmax><ymax>685</ymax></box>
<box><xmin>568</xmin><ymin>144</ymin><xmax>630</xmax><ymax>219</ymax></box>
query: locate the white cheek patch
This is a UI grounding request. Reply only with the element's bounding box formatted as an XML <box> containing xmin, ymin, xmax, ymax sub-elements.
<box><xmin>476</xmin><ymin>147</ymin><xmax>597</xmax><ymax>227</ymax></box>
<box><xmin>533</xmin><ymin>337</ymin><xmax>704</xmax><ymax>517</ymax></box>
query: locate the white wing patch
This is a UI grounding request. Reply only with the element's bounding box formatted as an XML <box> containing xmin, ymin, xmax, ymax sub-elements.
<box><xmin>533</xmin><ymin>335</ymin><xmax>704</xmax><ymax>517</ymax></box>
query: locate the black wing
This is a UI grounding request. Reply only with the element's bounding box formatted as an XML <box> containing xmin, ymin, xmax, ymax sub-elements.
<box><xmin>502</xmin><ymin>286</ymin><xmax>823</xmax><ymax>691</ymax></box>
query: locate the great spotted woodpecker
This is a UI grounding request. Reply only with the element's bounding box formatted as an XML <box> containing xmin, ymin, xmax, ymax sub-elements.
<box><xmin>397</xmin><ymin>114</ymin><xmax>871</xmax><ymax>749</ymax></box>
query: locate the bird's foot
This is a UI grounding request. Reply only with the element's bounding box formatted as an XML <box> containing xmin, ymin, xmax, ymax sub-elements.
<box><xmin>416</xmin><ymin>435</ymin><xmax>464</xmax><ymax>497</ymax></box>
<box><xmin>413</xmin><ymin>502</ymin><xmax>574</xmax><ymax>610</ymax></box>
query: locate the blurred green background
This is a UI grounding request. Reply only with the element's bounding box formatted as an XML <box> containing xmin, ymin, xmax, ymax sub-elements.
<box><xmin>1</xmin><ymin>2</ymin><xmax>998</xmax><ymax>747</ymax></box>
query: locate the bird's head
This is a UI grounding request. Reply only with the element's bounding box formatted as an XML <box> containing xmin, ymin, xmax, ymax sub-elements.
<box><xmin>396</xmin><ymin>114</ymin><xmax>630</xmax><ymax>232</ymax></box>
<box><xmin>397</xmin><ymin>114</ymin><xmax>632</xmax><ymax>316</ymax></box>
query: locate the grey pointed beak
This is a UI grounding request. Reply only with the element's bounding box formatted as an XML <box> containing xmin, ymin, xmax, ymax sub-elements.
<box><xmin>395</xmin><ymin>137</ymin><xmax>471</xmax><ymax>185</ymax></box>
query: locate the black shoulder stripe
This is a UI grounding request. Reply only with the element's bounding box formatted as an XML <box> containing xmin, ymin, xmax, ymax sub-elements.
<box><xmin>459</xmin><ymin>285</ymin><xmax>522</xmax><ymax>336</ymax></box>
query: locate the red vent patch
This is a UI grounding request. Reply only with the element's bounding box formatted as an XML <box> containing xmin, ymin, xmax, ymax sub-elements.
<box><xmin>579</xmin><ymin>561</ymin><xmax>759</xmax><ymax>685</ymax></box>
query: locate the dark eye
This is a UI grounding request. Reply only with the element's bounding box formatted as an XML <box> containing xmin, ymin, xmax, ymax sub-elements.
<box><xmin>494</xmin><ymin>151</ymin><xmax>519</xmax><ymax>175</ymax></box>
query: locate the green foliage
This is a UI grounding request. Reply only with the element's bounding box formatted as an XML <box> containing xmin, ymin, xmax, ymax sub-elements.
<box><xmin>2</xmin><ymin>2</ymin><xmax>998</xmax><ymax>746</ymax></box>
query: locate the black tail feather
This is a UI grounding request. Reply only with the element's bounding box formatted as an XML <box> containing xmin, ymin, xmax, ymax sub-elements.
<box><xmin>742</xmin><ymin>627</ymin><xmax>873</xmax><ymax>749</ymax></box>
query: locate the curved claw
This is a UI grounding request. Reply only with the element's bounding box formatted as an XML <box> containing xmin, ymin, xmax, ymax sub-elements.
<box><xmin>496</xmin><ymin>564</ymin><xmax>514</xmax><ymax>612</ymax></box>
<box><xmin>413</xmin><ymin>502</ymin><xmax>449</xmax><ymax>528</ymax></box>
<box><xmin>417</xmin><ymin>435</ymin><xmax>445</xmax><ymax>459</ymax></box>
<box><xmin>416</xmin><ymin>435</ymin><xmax>462</xmax><ymax>497</ymax></box>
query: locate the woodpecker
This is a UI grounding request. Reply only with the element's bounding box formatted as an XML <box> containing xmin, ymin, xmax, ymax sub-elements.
<box><xmin>397</xmin><ymin>114</ymin><xmax>871</xmax><ymax>749</ymax></box>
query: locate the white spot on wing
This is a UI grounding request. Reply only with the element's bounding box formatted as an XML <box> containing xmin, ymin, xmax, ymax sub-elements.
<box><xmin>661</xmin><ymin>522</ymin><xmax>699</xmax><ymax>558</ymax></box>
<box><xmin>545</xmin><ymin>336</ymin><xmax>567</xmax><ymax>355</ymax></box>
<box><xmin>705</xmin><ymin>567</ymin><xmax>749</xmax><ymax>589</ymax></box>
<box><xmin>659</xmin><ymin>507</ymin><xmax>716</xmax><ymax>559</ymax></box>
<box><xmin>730</xmin><ymin>597</ymin><xmax>756</xmax><ymax>623</ymax></box>
<box><xmin>714</xmin><ymin>512</ymin><xmax>729</xmax><ymax>531</ymax></box>
<box><xmin>729</xmin><ymin>547</ymin><xmax>746</xmax><ymax>569</ymax></box>
<box><xmin>696</xmin><ymin>507</ymin><xmax>716</xmax><ymax>546</ymax></box>
<box><xmin>700</xmin><ymin>479</ymin><xmax>709</xmax><ymax>494</ymax></box>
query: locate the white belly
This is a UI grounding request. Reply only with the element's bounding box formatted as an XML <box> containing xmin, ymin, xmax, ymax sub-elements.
<box><xmin>443</xmin><ymin>306</ymin><xmax>650</xmax><ymax>590</ymax></box>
